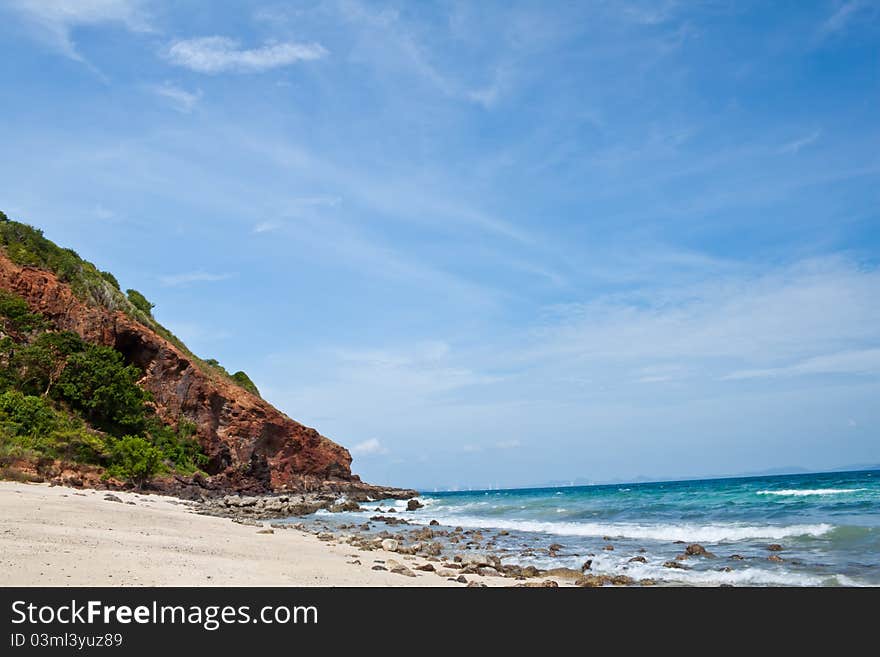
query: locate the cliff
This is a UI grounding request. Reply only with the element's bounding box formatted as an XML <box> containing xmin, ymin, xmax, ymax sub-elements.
<box><xmin>0</xmin><ymin>251</ymin><xmax>376</xmax><ymax>496</ymax></box>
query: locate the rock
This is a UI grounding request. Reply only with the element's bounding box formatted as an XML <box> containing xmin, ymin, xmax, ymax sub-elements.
<box><xmin>406</xmin><ymin>499</ymin><xmax>424</xmax><ymax>511</ymax></box>
<box><xmin>521</xmin><ymin>565</ymin><xmax>541</xmax><ymax>578</ymax></box>
<box><xmin>387</xmin><ymin>560</ymin><xmax>416</xmax><ymax>577</ymax></box>
<box><xmin>256</xmin><ymin>528</ymin><xmax>274</xmax><ymax>534</ymax></box>
<box><xmin>467</xmin><ymin>581</ymin><xmax>487</xmax><ymax>587</ymax></box>
<box><xmin>548</xmin><ymin>543</ymin><xmax>563</xmax><ymax>552</ymax></box>
<box><xmin>767</xmin><ymin>544</ymin><xmax>783</xmax><ymax>552</ymax></box>
<box><xmin>768</xmin><ymin>555</ymin><xmax>784</xmax><ymax>563</ymax></box>
<box><xmin>371</xmin><ymin>565</ymin><xmax>387</xmax><ymax>571</ymax></box>
<box><xmin>663</xmin><ymin>561</ymin><xmax>689</xmax><ymax>570</ymax></box>
<box><xmin>639</xmin><ymin>579</ymin><xmax>656</xmax><ymax>586</ymax></box>
<box><xmin>685</xmin><ymin>543</ymin><xmax>708</xmax><ymax>556</ymax></box>
<box><xmin>459</xmin><ymin>553</ymin><xmax>492</xmax><ymax>568</ymax></box>
<box><xmin>542</xmin><ymin>568</ymin><xmax>584</xmax><ymax>580</ymax></box>
<box><xmin>628</xmin><ymin>556</ymin><xmax>647</xmax><ymax>563</ymax></box>
<box><xmin>456</xmin><ymin>575</ymin><xmax>468</xmax><ymax>584</ymax></box>
<box><xmin>576</xmin><ymin>575</ymin><xmax>612</xmax><ymax>587</ymax></box>
<box><xmin>437</xmin><ymin>569</ymin><xmax>455</xmax><ymax>577</ymax></box>
<box><xmin>611</xmin><ymin>575</ymin><xmax>635</xmax><ymax>586</ymax></box>
<box><xmin>719</xmin><ymin>567</ymin><xmax>732</xmax><ymax>572</ymax></box>
<box><xmin>477</xmin><ymin>567</ymin><xmax>501</xmax><ymax>577</ymax></box>
<box><xmin>415</xmin><ymin>563</ymin><xmax>435</xmax><ymax>572</ymax></box>
<box><xmin>232</xmin><ymin>518</ymin><xmax>262</xmax><ymax>527</ymax></box>
<box><xmin>519</xmin><ymin>580</ymin><xmax>559</xmax><ymax>588</ymax></box>
<box><xmin>104</xmin><ymin>494</ymin><xmax>123</xmax><ymax>503</ymax></box>
<box><xmin>429</xmin><ymin>519</ymin><xmax>440</xmax><ymax>526</ymax></box>
<box><xmin>603</xmin><ymin>545</ymin><xmax>614</xmax><ymax>551</ymax></box>
<box><xmin>729</xmin><ymin>554</ymin><xmax>745</xmax><ymax>560</ymax></box>
<box><xmin>381</xmin><ymin>539</ymin><xmax>400</xmax><ymax>552</ymax></box>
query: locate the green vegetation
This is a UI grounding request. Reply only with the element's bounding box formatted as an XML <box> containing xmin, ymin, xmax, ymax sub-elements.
<box><xmin>205</xmin><ymin>358</ymin><xmax>261</xmax><ymax>398</ymax></box>
<box><xmin>105</xmin><ymin>435</ymin><xmax>164</xmax><ymax>488</ymax></box>
<box><xmin>231</xmin><ymin>371</ymin><xmax>260</xmax><ymax>397</ymax></box>
<box><xmin>125</xmin><ymin>288</ymin><xmax>154</xmax><ymax>316</ymax></box>
<box><xmin>0</xmin><ymin>287</ymin><xmax>207</xmax><ymax>486</ymax></box>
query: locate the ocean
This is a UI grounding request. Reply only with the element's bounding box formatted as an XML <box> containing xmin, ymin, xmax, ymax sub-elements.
<box><xmin>314</xmin><ymin>469</ymin><xmax>880</xmax><ymax>586</ymax></box>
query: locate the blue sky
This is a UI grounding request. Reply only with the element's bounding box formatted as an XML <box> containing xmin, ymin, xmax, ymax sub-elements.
<box><xmin>1</xmin><ymin>1</ymin><xmax>878</xmax><ymax>489</ymax></box>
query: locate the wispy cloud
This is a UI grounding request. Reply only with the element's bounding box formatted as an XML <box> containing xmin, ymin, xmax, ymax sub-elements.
<box><xmin>147</xmin><ymin>82</ymin><xmax>202</xmax><ymax>113</ymax></box>
<box><xmin>778</xmin><ymin>130</ymin><xmax>821</xmax><ymax>154</ymax></box>
<box><xmin>6</xmin><ymin>0</ymin><xmax>151</xmax><ymax>62</ymax></box>
<box><xmin>253</xmin><ymin>221</ymin><xmax>281</xmax><ymax>234</ymax></box>
<box><xmin>164</xmin><ymin>36</ymin><xmax>327</xmax><ymax>74</ymax></box>
<box><xmin>820</xmin><ymin>1</ymin><xmax>869</xmax><ymax>36</ymax></box>
<box><xmin>350</xmin><ymin>438</ymin><xmax>388</xmax><ymax>456</ymax></box>
<box><xmin>159</xmin><ymin>271</ymin><xmax>234</xmax><ymax>286</ymax></box>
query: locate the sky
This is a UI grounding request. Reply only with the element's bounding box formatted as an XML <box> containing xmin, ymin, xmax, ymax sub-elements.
<box><xmin>0</xmin><ymin>1</ymin><xmax>878</xmax><ymax>490</ymax></box>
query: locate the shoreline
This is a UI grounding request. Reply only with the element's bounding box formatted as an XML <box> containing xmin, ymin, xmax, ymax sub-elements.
<box><xmin>0</xmin><ymin>481</ymin><xmax>575</xmax><ymax>587</ymax></box>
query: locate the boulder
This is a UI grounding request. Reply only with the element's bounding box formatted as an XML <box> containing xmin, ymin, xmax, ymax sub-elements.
<box><xmin>380</xmin><ymin>538</ymin><xmax>399</xmax><ymax>552</ymax></box>
<box><xmin>406</xmin><ymin>499</ymin><xmax>424</xmax><ymax>511</ymax></box>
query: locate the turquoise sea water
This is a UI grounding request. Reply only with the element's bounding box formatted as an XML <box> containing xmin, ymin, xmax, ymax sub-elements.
<box><xmin>332</xmin><ymin>469</ymin><xmax>880</xmax><ymax>586</ymax></box>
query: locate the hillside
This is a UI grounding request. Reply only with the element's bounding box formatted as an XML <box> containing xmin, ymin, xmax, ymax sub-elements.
<box><xmin>0</xmin><ymin>211</ymin><xmax>398</xmax><ymax>498</ymax></box>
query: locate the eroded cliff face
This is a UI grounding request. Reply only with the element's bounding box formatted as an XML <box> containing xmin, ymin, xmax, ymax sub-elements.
<box><xmin>0</xmin><ymin>253</ymin><xmax>356</xmax><ymax>494</ymax></box>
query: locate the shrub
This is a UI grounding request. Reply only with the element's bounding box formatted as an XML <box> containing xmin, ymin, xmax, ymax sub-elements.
<box><xmin>231</xmin><ymin>371</ymin><xmax>260</xmax><ymax>397</ymax></box>
<box><xmin>106</xmin><ymin>435</ymin><xmax>164</xmax><ymax>487</ymax></box>
<box><xmin>0</xmin><ymin>390</ymin><xmax>59</xmax><ymax>437</ymax></box>
<box><xmin>0</xmin><ymin>290</ymin><xmax>48</xmax><ymax>334</ymax></box>
<box><xmin>125</xmin><ymin>289</ymin><xmax>154</xmax><ymax>316</ymax></box>
<box><xmin>99</xmin><ymin>270</ymin><xmax>120</xmax><ymax>290</ymax></box>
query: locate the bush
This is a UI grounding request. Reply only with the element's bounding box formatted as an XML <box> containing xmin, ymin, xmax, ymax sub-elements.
<box><xmin>0</xmin><ymin>290</ymin><xmax>48</xmax><ymax>334</ymax></box>
<box><xmin>231</xmin><ymin>371</ymin><xmax>260</xmax><ymax>397</ymax></box>
<box><xmin>0</xmin><ymin>390</ymin><xmax>59</xmax><ymax>437</ymax></box>
<box><xmin>125</xmin><ymin>289</ymin><xmax>154</xmax><ymax>316</ymax></box>
<box><xmin>99</xmin><ymin>270</ymin><xmax>120</xmax><ymax>290</ymax></box>
<box><xmin>106</xmin><ymin>435</ymin><xmax>164</xmax><ymax>487</ymax></box>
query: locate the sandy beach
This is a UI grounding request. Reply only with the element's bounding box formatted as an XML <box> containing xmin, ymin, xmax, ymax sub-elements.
<box><xmin>0</xmin><ymin>482</ymin><xmax>529</xmax><ymax>587</ymax></box>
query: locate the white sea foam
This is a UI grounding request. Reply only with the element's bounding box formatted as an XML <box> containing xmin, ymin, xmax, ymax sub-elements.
<box><xmin>756</xmin><ymin>488</ymin><xmax>867</xmax><ymax>497</ymax></box>
<box><xmin>513</xmin><ymin>552</ymin><xmax>859</xmax><ymax>587</ymax></box>
<box><xmin>411</xmin><ymin>516</ymin><xmax>833</xmax><ymax>542</ymax></box>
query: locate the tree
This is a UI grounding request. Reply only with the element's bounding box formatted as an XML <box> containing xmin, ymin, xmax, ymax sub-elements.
<box><xmin>106</xmin><ymin>435</ymin><xmax>163</xmax><ymax>488</ymax></box>
<box><xmin>56</xmin><ymin>344</ymin><xmax>148</xmax><ymax>431</ymax></box>
<box><xmin>126</xmin><ymin>289</ymin><xmax>154</xmax><ymax>316</ymax></box>
<box><xmin>14</xmin><ymin>331</ymin><xmax>83</xmax><ymax>397</ymax></box>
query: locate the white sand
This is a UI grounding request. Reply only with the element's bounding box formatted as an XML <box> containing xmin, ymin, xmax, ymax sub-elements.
<box><xmin>0</xmin><ymin>482</ymin><xmax>521</xmax><ymax>587</ymax></box>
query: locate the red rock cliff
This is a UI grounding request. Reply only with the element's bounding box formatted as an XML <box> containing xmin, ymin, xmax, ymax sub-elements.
<box><xmin>0</xmin><ymin>253</ymin><xmax>355</xmax><ymax>493</ymax></box>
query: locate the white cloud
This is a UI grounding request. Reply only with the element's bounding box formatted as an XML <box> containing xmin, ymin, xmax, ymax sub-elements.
<box><xmin>351</xmin><ymin>438</ymin><xmax>387</xmax><ymax>456</ymax></box>
<box><xmin>495</xmin><ymin>439</ymin><xmax>521</xmax><ymax>449</ymax></box>
<box><xmin>164</xmin><ymin>37</ymin><xmax>327</xmax><ymax>74</ymax></box>
<box><xmin>148</xmin><ymin>82</ymin><xmax>202</xmax><ymax>113</ymax></box>
<box><xmin>7</xmin><ymin>0</ymin><xmax>151</xmax><ymax>61</ymax></box>
<box><xmin>159</xmin><ymin>271</ymin><xmax>234</xmax><ymax>286</ymax></box>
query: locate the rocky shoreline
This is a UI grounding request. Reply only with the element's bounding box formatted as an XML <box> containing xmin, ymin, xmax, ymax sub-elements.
<box><xmin>191</xmin><ymin>493</ymin><xmax>671</xmax><ymax>587</ymax></box>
